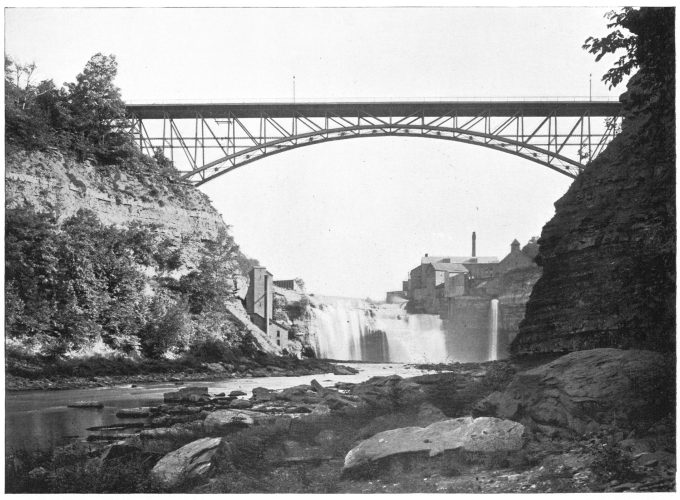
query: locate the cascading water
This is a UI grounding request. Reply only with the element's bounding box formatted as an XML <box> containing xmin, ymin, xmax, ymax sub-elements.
<box><xmin>309</xmin><ymin>296</ymin><xmax>450</xmax><ymax>363</ymax></box>
<box><xmin>488</xmin><ymin>298</ymin><xmax>499</xmax><ymax>361</ymax></box>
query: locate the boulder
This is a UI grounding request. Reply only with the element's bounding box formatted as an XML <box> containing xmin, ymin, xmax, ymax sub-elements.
<box><xmin>150</xmin><ymin>437</ymin><xmax>222</xmax><ymax>489</ymax></box>
<box><xmin>323</xmin><ymin>392</ymin><xmax>356</xmax><ymax>410</ymax></box>
<box><xmin>229</xmin><ymin>390</ymin><xmax>247</xmax><ymax>397</ymax></box>
<box><xmin>474</xmin><ymin>348</ymin><xmax>672</xmax><ymax>434</ymax></box>
<box><xmin>332</xmin><ymin>364</ymin><xmax>359</xmax><ymax>375</ymax></box>
<box><xmin>277</xmin><ymin>384</ymin><xmax>313</xmax><ymax>401</ymax></box>
<box><xmin>229</xmin><ymin>399</ymin><xmax>253</xmax><ymax>409</ymax></box>
<box><xmin>252</xmin><ymin>387</ymin><xmax>276</xmax><ymax>401</ymax></box>
<box><xmin>344</xmin><ymin>416</ymin><xmax>525</xmax><ymax>470</ymax></box>
<box><xmin>203</xmin><ymin>409</ymin><xmax>262</xmax><ymax>432</ymax></box>
<box><xmin>164</xmin><ymin>387</ymin><xmax>209</xmax><ymax>403</ymax></box>
<box><xmin>310</xmin><ymin>379</ymin><xmax>326</xmax><ymax>393</ymax></box>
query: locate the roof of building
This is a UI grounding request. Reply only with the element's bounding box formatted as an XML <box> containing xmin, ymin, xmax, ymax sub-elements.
<box><xmin>249</xmin><ymin>266</ymin><xmax>273</xmax><ymax>276</ymax></box>
<box><xmin>421</xmin><ymin>255</ymin><xmax>498</xmax><ymax>265</ymax></box>
<box><xmin>463</xmin><ymin>259</ymin><xmax>499</xmax><ymax>266</ymax></box>
<box><xmin>430</xmin><ymin>262</ymin><xmax>469</xmax><ymax>273</ymax></box>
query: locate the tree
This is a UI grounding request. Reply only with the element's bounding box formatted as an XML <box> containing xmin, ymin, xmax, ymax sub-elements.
<box><xmin>5</xmin><ymin>56</ymin><xmax>66</xmax><ymax>149</ymax></box>
<box><xmin>583</xmin><ymin>8</ymin><xmax>674</xmax><ymax>93</ymax></box>
<box><xmin>63</xmin><ymin>53</ymin><xmax>133</xmax><ymax>161</ymax></box>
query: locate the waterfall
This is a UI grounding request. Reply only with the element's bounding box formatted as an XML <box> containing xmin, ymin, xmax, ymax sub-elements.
<box><xmin>488</xmin><ymin>298</ymin><xmax>499</xmax><ymax>361</ymax></box>
<box><xmin>308</xmin><ymin>296</ymin><xmax>450</xmax><ymax>363</ymax></box>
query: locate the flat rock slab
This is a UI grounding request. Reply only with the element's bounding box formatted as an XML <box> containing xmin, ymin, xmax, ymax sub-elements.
<box><xmin>344</xmin><ymin>416</ymin><xmax>524</xmax><ymax>470</ymax></box>
<box><xmin>203</xmin><ymin>409</ymin><xmax>264</xmax><ymax>432</ymax></box>
<box><xmin>151</xmin><ymin>437</ymin><xmax>222</xmax><ymax>489</ymax></box>
<box><xmin>68</xmin><ymin>401</ymin><xmax>104</xmax><ymax>408</ymax></box>
<box><xmin>116</xmin><ymin>407</ymin><xmax>151</xmax><ymax>418</ymax></box>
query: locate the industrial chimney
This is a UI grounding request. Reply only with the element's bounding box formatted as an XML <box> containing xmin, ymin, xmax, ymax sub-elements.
<box><xmin>472</xmin><ymin>231</ymin><xmax>477</xmax><ymax>257</ymax></box>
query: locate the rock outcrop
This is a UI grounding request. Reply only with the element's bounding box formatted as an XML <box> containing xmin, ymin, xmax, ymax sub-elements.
<box><xmin>513</xmin><ymin>9</ymin><xmax>675</xmax><ymax>355</ymax></box>
<box><xmin>150</xmin><ymin>437</ymin><xmax>222</xmax><ymax>488</ymax></box>
<box><xmin>475</xmin><ymin>348</ymin><xmax>674</xmax><ymax>434</ymax></box>
<box><xmin>496</xmin><ymin>267</ymin><xmax>542</xmax><ymax>356</ymax></box>
<box><xmin>5</xmin><ymin>148</ymin><xmax>224</xmax><ymax>268</ymax></box>
<box><xmin>343</xmin><ymin>416</ymin><xmax>525</xmax><ymax>470</ymax></box>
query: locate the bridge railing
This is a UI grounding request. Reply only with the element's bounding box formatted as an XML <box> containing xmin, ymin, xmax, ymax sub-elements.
<box><xmin>125</xmin><ymin>96</ymin><xmax>619</xmax><ymax>105</ymax></box>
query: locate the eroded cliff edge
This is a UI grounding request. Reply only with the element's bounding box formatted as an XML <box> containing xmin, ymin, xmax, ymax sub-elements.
<box><xmin>513</xmin><ymin>9</ymin><xmax>675</xmax><ymax>355</ymax></box>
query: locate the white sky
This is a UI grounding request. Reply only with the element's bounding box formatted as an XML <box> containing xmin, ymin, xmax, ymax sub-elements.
<box><xmin>5</xmin><ymin>4</ymin><xmax>631</xmax><ymax>299</ymax></box>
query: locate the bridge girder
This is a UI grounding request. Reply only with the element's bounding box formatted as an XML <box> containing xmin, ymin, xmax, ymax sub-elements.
<box><xmin>126</xmin><ymin>101</ymin><xmax>622</xmax><ymax>185</ymax></box>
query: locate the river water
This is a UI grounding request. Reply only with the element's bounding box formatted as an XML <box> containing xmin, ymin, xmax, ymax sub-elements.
<box><xmin>5</xmin><ymin>363</ymin><xmax>436</xmax><ymax>453</ymax></box>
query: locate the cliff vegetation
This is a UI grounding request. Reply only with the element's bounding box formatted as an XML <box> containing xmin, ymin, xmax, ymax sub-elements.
<box><xmin>4</xmin><ymin>53</ymin><xmax>276</xmax><ymax>373</ymax></box>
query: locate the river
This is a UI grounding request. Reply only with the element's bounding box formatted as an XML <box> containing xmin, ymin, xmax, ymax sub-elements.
<box><xmin>5</xmin><ymin>363</ymin><xmax>437</xmax><ymax>453</ymax></box>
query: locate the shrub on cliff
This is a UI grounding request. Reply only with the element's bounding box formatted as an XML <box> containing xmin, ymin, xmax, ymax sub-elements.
<box><xmin>5</xmin><ymin>206</ymin><xmax>252</xmax><ymax>359</ymax></box>
<box><xmin>6</xmin><ymin>53</ymin><xmax>149</xmax><ymax>168</ymax></box>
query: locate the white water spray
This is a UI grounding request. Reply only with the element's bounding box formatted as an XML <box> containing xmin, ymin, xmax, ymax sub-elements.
<box><xmin>309</xmin><ymin>297</ymin><xmax>450</xmax><ymax>363</ymax></box>
<box><xmin>488</xmin><ymin>298</ymin><xmax>499</xmax><ymax>361</ymax></box>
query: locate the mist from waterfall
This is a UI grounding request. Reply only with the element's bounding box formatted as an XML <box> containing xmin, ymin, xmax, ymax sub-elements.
<box><xmin>489</xmin><ymin>298</ymin><xmax>499</xmax><ymax>361</ymax></box>
<box><xmin>309</xmin><ymin>296</ymin><xmax>450</xmax><ymax>363</ymax></box>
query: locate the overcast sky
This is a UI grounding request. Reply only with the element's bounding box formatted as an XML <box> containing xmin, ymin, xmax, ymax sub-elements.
<box><xmin>6</xmin><ymin>5</ymin><xmax>630</xmax><ymax>299</ymax></box>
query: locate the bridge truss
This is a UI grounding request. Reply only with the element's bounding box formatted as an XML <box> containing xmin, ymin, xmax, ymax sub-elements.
<box><xmin>126</xmin><ymin>101</ymin><xmax>622</xmax><ymax>185</ymax></box>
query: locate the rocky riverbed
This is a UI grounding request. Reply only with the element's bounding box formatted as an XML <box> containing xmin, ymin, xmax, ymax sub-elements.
<box><xmin>6</xmin><ymin>348</ymin><xmax>675</xmax><ymax>493</ymax></box>
<box><xmin>5</xmin><ymin>354</ymin><xmax>359</xmax><ymax>392</ymax></box>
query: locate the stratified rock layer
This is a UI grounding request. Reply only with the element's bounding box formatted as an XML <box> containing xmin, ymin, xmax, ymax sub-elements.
<box><xmin>475</xmin><ymin>348</ymin><xmax>673</xmax><ymax>434</ymax></box>
<box><xmin>513</xmin><ymin>11</ymin><xmax>675</xmax><ymax>354</ymax></box>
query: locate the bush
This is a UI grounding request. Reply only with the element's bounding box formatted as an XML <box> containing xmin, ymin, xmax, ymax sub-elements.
<box><xmin>139</xmin><ymin>292</ymin><xmax>191</xmax><ymax>358</ymax></box>
<box><xmin>187</xmin><ymin>337</ymin><xmax>237</xmax><ymax>363</ymax></box>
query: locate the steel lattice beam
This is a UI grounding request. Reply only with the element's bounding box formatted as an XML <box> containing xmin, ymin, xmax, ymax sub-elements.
<box><xmin>126</xmin><ymin>100</ymin><xmax>622</xmax><ymax>185</ymax></box>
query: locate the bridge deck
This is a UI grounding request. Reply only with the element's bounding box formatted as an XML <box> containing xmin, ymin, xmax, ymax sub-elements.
<box><xmin>127</xmin><ymin>100</ymin><xmax>621</xmax><ymax>119</ymax></box>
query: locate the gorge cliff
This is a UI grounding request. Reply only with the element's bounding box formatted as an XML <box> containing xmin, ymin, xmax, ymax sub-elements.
<box><xmin>513</xmin><ymin>8</ymin><xmax>675</xmax><ymax>355</ymax></box>
<box><xmin>5</xmin><ymin>145</ymin><xmax>285</xmax><ymax>357</ymax></box>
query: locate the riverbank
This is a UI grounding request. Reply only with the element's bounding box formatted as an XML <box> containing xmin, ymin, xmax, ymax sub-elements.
<box><xmin>6</xmin><ymin>349</ymin><xmax>675</xmax><ymax>493</ymax></box>
<box><xmin>5</xmin><ymin>351</ymin><xmax>358</xmax><ymax>392</ymax></box>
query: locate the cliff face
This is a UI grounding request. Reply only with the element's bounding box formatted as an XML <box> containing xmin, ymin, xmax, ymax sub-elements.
<box><xmin>497</xmin><ymin>267</ymin><xmax>542</xmax><ymax>357</ymax></box>
<box><xmin>513</xmin><ymin>9</ymin><xmax>675</xmax><ymax>355</ymax></box>
<box><xmin>5</xmin><ymin>147</ymin><xmax>286</xmax><ymax>355</ymax></box>
<box><xmin>5</xmin><ymin>148</ymin><xmax>223</xmax><ymax>269</ymax></box>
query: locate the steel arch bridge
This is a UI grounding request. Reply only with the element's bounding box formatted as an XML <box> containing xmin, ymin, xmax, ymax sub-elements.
<box><xmin>126</xmin><ymin>100</ymin><xmax>622</xmax><ymax>185</ymax></box>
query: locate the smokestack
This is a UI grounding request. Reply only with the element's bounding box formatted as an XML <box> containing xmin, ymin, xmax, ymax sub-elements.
<box><xmin>472</xmin><ymin>231</ymin><xmax>476</xmax><ymax>257</ymax></box>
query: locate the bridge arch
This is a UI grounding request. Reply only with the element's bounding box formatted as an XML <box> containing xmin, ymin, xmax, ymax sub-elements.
<box><xmin>126</xmin><ymin>100</ymin><xmax>622</xmax><ymax>185</ymax></box>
